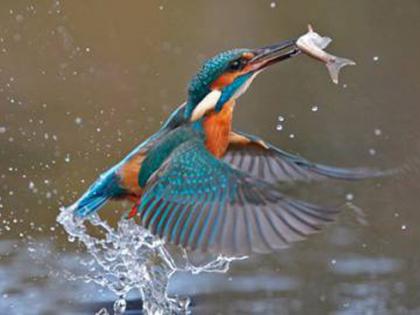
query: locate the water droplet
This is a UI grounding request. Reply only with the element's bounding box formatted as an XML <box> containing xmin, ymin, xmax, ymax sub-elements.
<box><xmin>374</xmin><ymin>128</ymin><xmax>382</xmax><ymax>136</ymax></box>
<box><xmin>311</xmin><ymin>105</ymin><xmax>319</xmax><ymax>112</ymax></box>
<box><xmin>15</xmin><ymin>14</ymin><xmax>24</xmax><ymax>23</ymax></box>
<box><xmin>276</xmin><ymin>124</ymin><xmax>283</xmax><ymax>131</ymax></box>
<box><xmin>75</xmin><ymin>117</ymin><xmax>82</xmax><ymax>125</ymax></box>
<box><xmin>289</xmin><ymin>133</ymin><xmax>295</xmax><ymax>139</ymax></box>
<box><xmin>113</xmin><ymin>297</ymin><xmax>127</xmax><ymax>314</ymax></box>
<box><xmin>57</xmin><ymin>186</ymin><xmax>245</xmax><ymax>314</ymax></box>
<box><xmin>95</xmin><ymin>308</ymin><xmax>109</xmax><ymax>315</ymax></box>
<box><xmin>64</xmin><ymin>154</ymin><xmax>71</xmax><ymax>163</ymax></box>
<box><xmin>177</xmin><ymin>297</ymin><xmax>191</xmax><ymax>311</ymax></box>
<box><xmin>369</xmin><ymin>148</ymin><xmax>376</xmax><ymax>156</ymax></box>
<box><xmin>270</xmin><ymin>2</ymin><xmax>277</xmax><ymax>8</ymax></box>
<box><xmin>0</xmin><ymin>126</ymin><xmax>6</xmax><ymax>134</ymax></box>
<box><xmin>346</xmin><ymin>193</ymin><xmax>354</xmax><ymax>201</ymax></box>
<box><xmin>401</xmin><ymin>224</ymin><xmax>407</xmax><ymax>231</ymax></box>
<box><xmin>373</xmin><ymin>56</ymin><xmax>379</xmax><ymax>62</ymax></box>
<box><xmin>277</xmin><ymin>115</ymin><xmax>285</xmax><ymax>122</ymax></box>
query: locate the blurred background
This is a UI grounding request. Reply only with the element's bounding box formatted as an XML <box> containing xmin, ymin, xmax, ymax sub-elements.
<box><xmin>1</xmin><ymin>1</ymin><xmax>420</xmax><ymax>314</ymax></box>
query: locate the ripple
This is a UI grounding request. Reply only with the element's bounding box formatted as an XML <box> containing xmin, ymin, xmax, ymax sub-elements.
<box><xmin>331</xmin><ymin>256</ymin><xmax>403</xmax><ymax>276</ymax></box>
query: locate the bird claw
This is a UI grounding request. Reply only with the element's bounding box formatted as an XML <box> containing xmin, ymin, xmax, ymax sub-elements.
<box><xmin>126</xmin><ymin>206</ymin><xmax>138</xmax><ymax>219</ymax></box>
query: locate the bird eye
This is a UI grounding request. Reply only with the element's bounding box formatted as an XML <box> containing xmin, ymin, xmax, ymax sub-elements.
<box><xmin>228</xmin><ymin>58</ymin><xmax>246</xmax><ymax>71</ymax></box>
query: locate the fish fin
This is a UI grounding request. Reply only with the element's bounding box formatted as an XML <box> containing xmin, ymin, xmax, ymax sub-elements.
<box><xmin>316</xmin><ymin>36</ymin><xmax>332</xmax><ymax>49</ymax></box>
<box><xmin>326</xmin><ymin>57</ymin><xmax>356</xmax><ymax>84</ymax></box>
<box><xmin>305</xmin><ymin>24</ymin><xmax>331</xmax><ymax>49</ymax></box>
<box><xmin>307</xmin><ymin>24</ymin><xmax>314</xmax><ymax>32</ymax></box>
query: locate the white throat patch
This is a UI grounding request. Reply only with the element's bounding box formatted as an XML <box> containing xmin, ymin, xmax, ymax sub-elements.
<box><xmin>190</xmin><ymin>90</ymin><xmax>222</xmax><ymax>121</ymax></box>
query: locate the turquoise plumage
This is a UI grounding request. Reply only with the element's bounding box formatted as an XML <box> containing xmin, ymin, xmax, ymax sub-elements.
<box><xmin>67</xmin><ymin>38</ymin><xmax>384</xmax><ymax>255</ymax></box>
<box><xmin>134</xmin><ymin>122</ymin><xmax>339</xmax><ymax>255</ymax></box>
<box><xmin>186</xmin><ymin>49</ymin><xmax>249</xmax><ymax>115</ymax></box>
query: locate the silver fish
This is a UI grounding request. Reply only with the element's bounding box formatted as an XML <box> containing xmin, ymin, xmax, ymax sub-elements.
<box><xmin>296</xmin><ymin>25</ymin><xmax>356</xmax><ymax>84</ymax></box>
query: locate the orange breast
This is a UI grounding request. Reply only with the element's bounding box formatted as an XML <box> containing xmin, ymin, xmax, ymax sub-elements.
<box><xmin>118</xmin><ymin>153</ymin><xmax>145</xmax><ymax>197</ymax></box>
<box><xmin>203</xmin><ymin>100</ymin><xmax>235</xmax><ymax>158</ymax></box>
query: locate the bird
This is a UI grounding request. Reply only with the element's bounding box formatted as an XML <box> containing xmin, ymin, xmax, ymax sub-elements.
<box><xmin>67</xmin><ymin>39</ymin><xmax>380</xmax><ymax>255</ymax></box>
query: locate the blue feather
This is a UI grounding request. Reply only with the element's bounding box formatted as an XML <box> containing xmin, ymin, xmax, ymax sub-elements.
<box><xmin>71</xmin><ymin>168</ymin><xmax>124</xmax><ymax>217</ymax></box>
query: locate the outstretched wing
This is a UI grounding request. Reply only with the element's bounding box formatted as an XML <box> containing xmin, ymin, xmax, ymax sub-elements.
<box><xmin>223</xmin><ymin>130</ymin><xmax>384</xmax><ymax>183</ymax></box>
<box><xmin>135</xmin><ymin>138</ymin><xmax>339</xmax><ymax>256</ymax></box>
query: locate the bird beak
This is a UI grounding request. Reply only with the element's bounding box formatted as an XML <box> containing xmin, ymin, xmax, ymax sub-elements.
<box><xmin>248</xmin><ymin>39</ymin><xmax>300</xmax><ymax>71</ymax></box>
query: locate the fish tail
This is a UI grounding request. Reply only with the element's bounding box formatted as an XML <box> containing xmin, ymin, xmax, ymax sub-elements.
<box><xmin>326</xmin><ymin>57</ymin><xmax>356</xmax><ymax>84</ymax></box>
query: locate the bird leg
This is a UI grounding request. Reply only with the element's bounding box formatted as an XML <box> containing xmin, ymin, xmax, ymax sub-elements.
<box><xmin>126</xmin><ymin>198</ymin><xmax>142</xmax><ymax>219</ymax></box>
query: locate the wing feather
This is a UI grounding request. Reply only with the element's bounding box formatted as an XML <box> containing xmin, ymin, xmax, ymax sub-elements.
<box><xmin>223</xmin><ymin>130</ymin><xmax>385</xmax><ymax>183</ymax></box>
<box><xmin>136</xmin><ymin>138</ymin><xmax>341</xmax><ymax>256</ymax></box>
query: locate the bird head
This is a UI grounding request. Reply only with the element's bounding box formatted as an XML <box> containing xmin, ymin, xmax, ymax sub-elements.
<box><xmin>185</xmin><ymin>39</ymin><xmax>298</xmax><ymax>121</ymax></box>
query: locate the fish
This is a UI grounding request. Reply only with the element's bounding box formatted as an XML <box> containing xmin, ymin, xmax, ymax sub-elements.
<box><xmin>296</xmin><ymin>24</ymin><xmax>356</xmax><ymax>84</ymax></box>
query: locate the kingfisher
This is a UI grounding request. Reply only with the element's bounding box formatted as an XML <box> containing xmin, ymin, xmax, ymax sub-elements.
<box><xmin>68</xmin><ymin>38</ymin><xmax>379</xmax><ymax>255</ymax></box>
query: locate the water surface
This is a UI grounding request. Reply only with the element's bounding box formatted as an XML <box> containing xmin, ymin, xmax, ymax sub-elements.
<box><xmin>1</xmin><ymin>1</ymin><xmax>420</xmax><ymax>314</ymax></box>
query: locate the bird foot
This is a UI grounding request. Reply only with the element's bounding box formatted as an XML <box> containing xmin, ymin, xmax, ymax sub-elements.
<box><xmin>123</xmin><ymin>199</ymin><xmax>141</xmax><ymax>220</ymax></box>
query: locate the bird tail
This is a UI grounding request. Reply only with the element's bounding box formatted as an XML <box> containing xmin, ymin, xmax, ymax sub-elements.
<box><xmin>66</xmin><ymin>169</ymin><xmax>123</xmax><ymax>218</ymax></box>
<box><xmin>67</xmin><ymin>192</ymin><xmax>110</xmax><ymax>218</ymax></box>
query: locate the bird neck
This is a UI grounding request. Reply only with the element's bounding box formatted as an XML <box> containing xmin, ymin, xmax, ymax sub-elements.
<box><xmin>202</xmin><ymin>99</ymin><xmax>235</xmax><ymax>158</ymax></box>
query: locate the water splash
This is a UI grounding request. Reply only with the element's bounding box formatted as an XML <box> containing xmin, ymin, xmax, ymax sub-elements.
<box><xmin>57</xmin><ymin>207</ymin><xmax>246</xmax><ymax>314</ymax></box>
